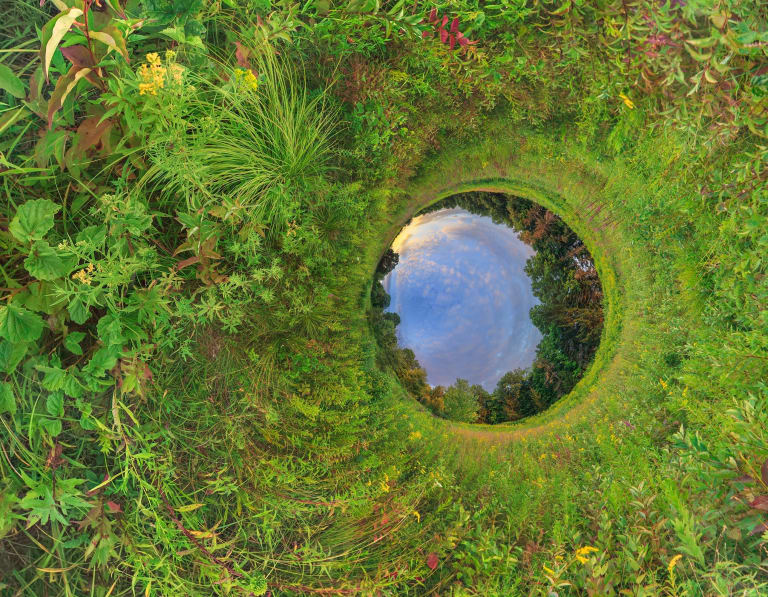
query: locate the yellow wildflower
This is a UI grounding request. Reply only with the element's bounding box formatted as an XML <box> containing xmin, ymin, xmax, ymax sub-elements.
<box><xmin>165</xmin><ymin>49</ymin><xmax>177</xmax><ymax>61</ymax></box>
<box><xmin>411</xmin><ymin>510</ymin><xmax>420</xmax><ymax>523</ymax></box>
<box><xmin>86</xmin><ymin>262</ymin><xmax>95</xmax><ymax>273</ymax></box>
<box><xmin>234</xmin><ymin>68</ymin><xmax>259</xmax><ymax>92</ymax></box>
<box><xmin>668</xmin><ymin>554</ymin><xmax>682</xmax><ymax>574</ymax></box>
<box><xmin>619</xmin><ymin>93</ymin><xmax>635</xmax><ymax>109</ymax></box>
<box><xmin>72</xmin><ymin>269</ymin><xmax>92</xmax><ymax>285</ymax></box>
<box><xmin>543</xmin><ymin>565</ymin><xmax>555</xmax><ymax>575</ymax></box>
<box><xmin>408</xmin><ymin>431</ymin><xmax>422</xmax><ymax>441</ymax></box>
<box><xmin>574</xmin><ymin>545</ymin><xmax>599</xmax><ymax>564</ymax></box>
<box><xmin>146</xmin><ymin>52</ymin><xmax>161</xmax><ymax>66</ymax></box>
<box><xmin>659</xmin><ymin>378</ymin><xmax>668</xmax><ymax>390</ymax></box>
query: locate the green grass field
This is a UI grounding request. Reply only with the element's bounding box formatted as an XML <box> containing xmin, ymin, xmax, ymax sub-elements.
<box><xmin>1</xmin><ymin>1</ymin><xmax>767</xmax><ymax>595</ymax></box>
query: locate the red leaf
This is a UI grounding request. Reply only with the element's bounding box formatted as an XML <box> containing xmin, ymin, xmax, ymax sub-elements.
<box><xmin>106</xmin><ymin>501</ymin><xmax>122</xmax><ymax>513</ymax></box>
<box><xmin>175</xmin><ymin>255</ymin><xmax>201</xmax><ymax>271</ymax></box>
<box><xmin>72</xmin><ymin>115</ymin><xmax>112</xmax><ymax>156</ymax></box>
<box><xmin>440</xmin><ymin>28</ymin><xmax>448</xmax><ymax>43</ymax></box>
<box><xmin>422</xmin><ymin>30</ymin><xmax>430</xmax><ymax>39</ymax></box>
<box><xmin>60</xmin><ymin>46</ymin><xmax>94</xmax><ymax>69</ymax></box>
<box><xmin>235</xmin><ymin>42</ymin><xmax>250</xmax><ymax>70</ymax></box>
<box><xmin>750</xmin><ymin>495</ymin><xmax>768</xmax><ymax>511</ymax></box>
<box><xmin>458</xmin><ymin>35</ymin><xmax>469</xmax><ymax>47</ymax></box>
<box><xmin>426</xmin><ymin>552</ymin><xmax>439</xmax><ymax>570</ymax></box>
<box><xmin>749</xmin><ymin>522</ymin><xmax>768</xmax><ymax>536</ymax></box>
<box><xmin>441</xmin><ymin>15</ymin><xmax>448</xmax><ymax>27</ymax></box>
<box><xmin>762</xmin><ymin>459</ymin><xmax>768</xmax><ymax>485</ymax></box>
<box><xmin>449</xmin><ymin>34</ymin><xmax>456</xmax><ymax>50</ymax></box>
<box><xmin>450</xmin><ymin>17</ymin><xmax>459</xmax><ymax>34</ymax></box>
<box><xmin>428</xmin><ymin>8</ymin><xmax>437</xmax><ymax>23</ymax></box>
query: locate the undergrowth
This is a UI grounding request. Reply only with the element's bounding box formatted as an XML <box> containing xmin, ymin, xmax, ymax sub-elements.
<box><xmin>1</xmin><ymin>0</ymin><xmax>767</xmax><ymax>595</ymax></box>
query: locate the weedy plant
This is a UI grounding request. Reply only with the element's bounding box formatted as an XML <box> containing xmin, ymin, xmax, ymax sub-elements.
<box><xmin>1</xmin><ymin>0</ymin><xmax>767</xmax><ymax>595</ymax></box>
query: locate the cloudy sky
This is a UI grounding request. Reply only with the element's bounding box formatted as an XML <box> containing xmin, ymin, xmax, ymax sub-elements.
<box><xmin>384</xmin><ymin>207</ymin><xmax>542</xmax><ymax>390</ymax></box>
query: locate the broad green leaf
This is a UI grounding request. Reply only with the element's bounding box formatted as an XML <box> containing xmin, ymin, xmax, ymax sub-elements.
<box><xmin>76</xmin><ymin>225</ymin><xmax>107</xmax><ymax>247</ymax></box>
<box><xmin>40</xmin><ymin>8</ymin><xmax>84</xmax><ymax>81</ymax></box>
<box><xmin>24</xmin><ymin>240</ymin><xmax>69</xmax><ymax>281</ymax></box>
<box><xmin>34</xmin><ymin>128</ymin><xmax>70</xmax><ymax>169</ymax></box>
<box><xmin>67</xmin><ymin>296</ymin><xmax>90</xmax><ymax>325</ymax></box>
<box><xmin>0</xmin><ymin>339</ymin><xmax>29</xmax><ymax>374</ymax></box>
<box><xmin>84</xmin><ymin>346</ymin><xmax>119</xmax><ymax>377</ymax></box>
<box><xmin>0</xmin><ymin>381</ymin><xmax>15</xmax><ymax>415</ymax></box>
<box><xmin>46</xmin><ymin>392</ymin><xmax>64</xmax><ymax>417</ymax></box>
<box><xmin>62</xmin><ymin>372</ymin><xmax>83</xmax><ymax>398</ymax></box>
<box><xmin>64</xmin><ymin>331</ymin><xmax>85</xmax><ymax>355</ymax></box>
<box><xmin>39</xmin><ymin>365</ymin><xmax>66</xmax><ymax>391</ymax></box>
<box><xmin>97</xmin><ymin>313</ymin><xmax>123</xmax><ymax>346</ymax></box>
<box><xmin>9</xmin><ymin>199</ymin><xmax>60</xmax><ymax>243</ymax></box>
<box><xmin>0</xmin><ymin>64</ymin><xmax>25</xmax><ymax>99</ymax></box>
<box><xmin>38</xmin><ymin>416</ymin><xmax>63</xmax><ymax>437</ymax></box>
<box><xmin>0</xmin><ymin>304</ymin><xmax>45</xmax><ymax>344</ymax></box>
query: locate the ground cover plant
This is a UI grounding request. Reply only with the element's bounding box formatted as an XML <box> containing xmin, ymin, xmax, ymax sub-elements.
<box><xmin>1</xmin><ymin>0</ymin><xmax>767</xmax><ymax>595</ymax></box>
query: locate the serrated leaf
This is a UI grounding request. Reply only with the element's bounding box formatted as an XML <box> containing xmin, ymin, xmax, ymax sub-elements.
<box><xmin>46</xmin><ymin>392</ymin><xmax>64</xmax><ymax>417</ymax></box>
<box><xmin>64</xmin><ymin>331</ymin><xmax>85</xmax><ymax>355</ymax></box>
<box><xmin>24</xmin><ymin>241</ymin><xmax>69</xmax><ymax>281</ymax></box>
<box><xmin>41</xmin><ymin>8</ymin><xmax>84</xmax><ymax>82</ymax></box>
<box><xmin>39</xmin><ymin>366</ymin><xmax>66</xmax><ymax>391</ymax></box>
<box><xmin>38</xmin><ymin>416</ymin><xmax>62</xmax><ymax>437</ymax></box>
<box><xmin>84</xmin><ymin>346</ymin><xmax>119</xmax><ymax>377</ymax></box>
<box><xmin>96</xmin><ymin>313</ymin><xmax>123</xmax><ymax>347</ymax></box>
<box><xmin>0</xmin><ymin>64</ymin><xmax>25</xmax><ymax>99</ymax></box>
<box><xmin>0</xmin><ymin>339</ymin><xmax>29</xmax><ymax>374</ymax></box>
<box><xmin>0</xmin><ymin>381</ymin><xmax>16</xmax><ymax>415</ymax></box>
<box><xmin>67</xmin><ymin>296</ymin><xmax>90</xmax><ymax>325</ymax></box>
<box><xmin>9</xmin><ymin>199</ymin><xmax>60</xmax><ymax>243</ymax></box>
<box><xmin>0</xmin><ymin>304</ymin><xmax>45</xmax><ymax>344</ymax></box>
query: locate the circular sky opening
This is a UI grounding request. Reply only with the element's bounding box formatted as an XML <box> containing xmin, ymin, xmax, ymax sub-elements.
<box><xmin>372</xmin><ymin>191</ymin><xmax>604</xmax><ymax>424</ymax></box>
<box><xmin>383</xmin><ymin>207</ymin><xmax>541</xmax><ymax>391</ymax></box>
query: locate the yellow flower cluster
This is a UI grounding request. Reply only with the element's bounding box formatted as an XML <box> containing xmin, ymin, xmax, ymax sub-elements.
<box><xmin>138</xmin><ymin>51</ymin><xmax>183</xmax><ymax>96</ymax></box>
<box><xmin>574</xmin><ymin>545</ymin><xmax>599</xmax><ymax>564</ymax></box>
<box><xmin>234</xmin><ymin>68</ymin><xmax>259</xmax><ymax>92</ymax></box>
<box><xmin>668</xmin><ymin>554</ymin><xmax>682</xmax><ymax>574</ymax></box>
<box><xmin>72</xmin><ymin>263</ymin><xmax>95</xmax><ymax>285</ymax></box>
<box><xmin>408</xmin><ymin>431</ymin><xmax>422</xmax><ymax>440</ymax></box>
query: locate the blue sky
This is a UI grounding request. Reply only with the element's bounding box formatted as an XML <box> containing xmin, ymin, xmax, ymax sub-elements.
<box><xmin>384</xmin><ymin>207</ymin><xmax>542</xmax><ymax>390</ymax></box>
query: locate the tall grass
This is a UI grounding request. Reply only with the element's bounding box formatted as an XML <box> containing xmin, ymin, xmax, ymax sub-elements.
<box><xmin>142</xmin><ymin>46</ymin><xmax>336</xmax><ymax>239</ymax></box>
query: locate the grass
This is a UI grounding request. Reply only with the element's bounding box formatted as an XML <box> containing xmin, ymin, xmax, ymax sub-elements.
<box><xmin>2</xmin><ymin>1</ymin><xmax>767</xmax><ymax>595</ymax></box>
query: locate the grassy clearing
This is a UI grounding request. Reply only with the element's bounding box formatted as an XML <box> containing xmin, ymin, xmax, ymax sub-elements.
<box><xmin>1</xmin><ymin>0</ymin><xmax>767</xmax><ymax>595</ymax></box>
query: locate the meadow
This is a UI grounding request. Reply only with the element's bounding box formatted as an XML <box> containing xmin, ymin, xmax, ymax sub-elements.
<box><xmin>1</xmin><ymin>0</ymin><xmax>767</xmax><ymax>595</ymax></box>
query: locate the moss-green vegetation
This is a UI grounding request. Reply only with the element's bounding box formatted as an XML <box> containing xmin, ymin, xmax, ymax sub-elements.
<box><xmin>1</xmin><ymin>0</ymin><xmax>767</xmax><ymax>595</ymax></box>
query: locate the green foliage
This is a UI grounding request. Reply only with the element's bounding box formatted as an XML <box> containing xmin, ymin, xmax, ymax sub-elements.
<box><xmin>1</xmin><ymin>0</ymin><xmax>767</xmax><ymax>594</ymax></box>
<box><xmin>442</xmin><ymin>378</ymin><xmax>479</xmax><ymax>423</ymax></box>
